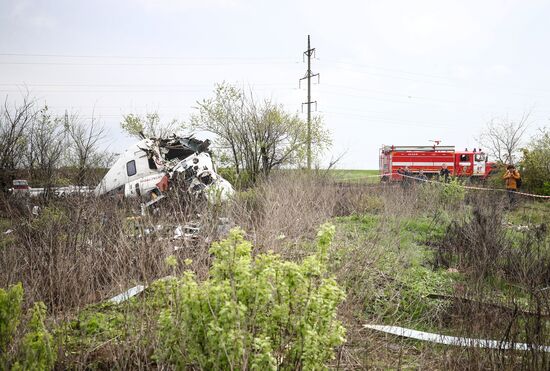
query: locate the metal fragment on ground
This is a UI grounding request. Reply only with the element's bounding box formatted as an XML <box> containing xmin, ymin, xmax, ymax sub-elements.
<box><xmin>363</xmin><ymin>324</ymin><xmax>550</xmax><ymax>352</ymax></box>
<box><xmin>173</xmin><ymin>223</ymin><xmax>200</xmax><ymax>240</ymax></box>
<box><xmin>109</xmin><ymin>285</ymin><xmax>146</xmax><ymax>304</ymax></box>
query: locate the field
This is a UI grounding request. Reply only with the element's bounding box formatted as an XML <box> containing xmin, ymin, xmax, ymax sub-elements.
<box><xmin>1</xmin><ymin>172</ymin><xmax>549</xmax><ymax>369</ymax></box>
<box><xmin>328</xmin><ymin>169</ymin><xmax>381</xmax><ymax>183</ymax></box>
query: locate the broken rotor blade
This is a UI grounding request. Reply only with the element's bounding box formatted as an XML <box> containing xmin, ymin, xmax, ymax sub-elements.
<box><xmin>363</xmin><ymin>324</ymin><xmax>550</xmax><ymax>352</ymax></box>
<box><xmin>109</xmin><ymin>285</ymin><xmax>146</xmax><ymax>304</ymax></box>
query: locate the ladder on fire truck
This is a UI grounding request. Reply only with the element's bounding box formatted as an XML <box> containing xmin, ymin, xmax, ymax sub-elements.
<box><xmin>382</xmin><ymin>145</ymin><xmax>456</xmax><ymax>152</ymax></box>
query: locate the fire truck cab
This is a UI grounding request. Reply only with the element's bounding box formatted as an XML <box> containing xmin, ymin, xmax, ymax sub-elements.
<box><xmin>379</xmin><ymin>145</ymin><xmax>492</xmax><ymax>181</ymax></box>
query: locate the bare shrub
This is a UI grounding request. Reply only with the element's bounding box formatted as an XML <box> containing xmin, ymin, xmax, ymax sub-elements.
<box><xmin>431</xmin><ymin>192</ymin><xmax>550</xmax><ymax>369</ymax></box>
<box><xmin>0</xmin><ymin>195</ymin><xmax>212</xmax><ymax>313</ymax></box>
<box><xmin>227</xmin><ymin>171</ymin><xmax>379</xmax><ymax>253</ymax></box>
<box><xmin>435</xmin><ymin>195</ymin><xmax>508</xmax><ymax>279</ymax></box>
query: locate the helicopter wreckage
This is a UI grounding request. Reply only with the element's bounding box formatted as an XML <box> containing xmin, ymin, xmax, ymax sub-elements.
<box><xmin>94</xmin><ymin>134</ymin><xmax>235</xmax><ymax>246</ymax></box>
<box><xmin>95</xmin><ymin>135</ymin><xmax>234</xmax><ymax>206</ymax></box>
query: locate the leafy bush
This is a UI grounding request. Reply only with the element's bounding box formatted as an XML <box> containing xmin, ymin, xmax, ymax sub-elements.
<box><xmin>155</xmin><ymin>224</ymin><xmax>346</xmax><ymax>370</ymax></box>
<box><xmin>521</xmin><ymin>128</ymin><xmax>550</xmax><ymax>195</ymax></box>
<box><xmin>0</xmin><ymin>283</ymin><xmax>24</xmax><ymax>353</ymax></box>
<box><xmin>416</xmin><ymin>179</ymin><xmax>465</xmax><ymax>211</ymax></box>
<box><xmin>1</xmin><ymin>284</ymin><xmax>56</xmax><ymax>370</ymax></box>
<box><xmin>13</xmin><ymin>302</ymin><xmax>56</xmax><ymax>371</ymax></box>
<box><xmin>439</xmin><ymin>178</ymin><xmax>466</xmax><ymax>207</ymax></box>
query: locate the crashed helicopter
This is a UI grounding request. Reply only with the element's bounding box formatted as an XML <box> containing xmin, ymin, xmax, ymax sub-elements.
<box><xmin>95</xmin><ymin>134</ymin><xmax>234</xmax><ymax>205</ymax></box>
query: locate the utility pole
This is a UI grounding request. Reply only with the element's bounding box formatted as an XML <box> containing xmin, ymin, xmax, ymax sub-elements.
<box><xmin>299</xmin><ymin>35</ymin><xmax>319</xmax><ymax>170</ymax></box>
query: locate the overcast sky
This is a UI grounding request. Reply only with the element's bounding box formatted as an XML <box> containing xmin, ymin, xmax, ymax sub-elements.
<box><xmin>1</xmin><ymin>0</ymin><xmax>549</xmax><ymax>169</ymax></box>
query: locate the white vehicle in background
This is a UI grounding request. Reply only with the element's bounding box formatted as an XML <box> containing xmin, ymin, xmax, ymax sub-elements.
<box><xmin>9</xmin><ymin>180</ymin><xmax>91</xmax><ymax>198</ymax></box>
<box><xmin>95</xmin><ymin>135</ymin><xmax>234</xmax><ymax>204</ymax></box>
<box><xmin>11</xmin><ymin>179</ymin><xmax>30</xmax><ymax>195</ymax></box>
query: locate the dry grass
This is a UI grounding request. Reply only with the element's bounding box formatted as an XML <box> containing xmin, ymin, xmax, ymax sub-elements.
<box><xmin>1</xmin><ymin>173</ymin><xmax>549</xmax><ymax>369</ymax></box>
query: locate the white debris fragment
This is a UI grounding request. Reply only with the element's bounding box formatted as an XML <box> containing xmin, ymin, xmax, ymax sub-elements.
<box><xmin>32</xmin><ymin>205</ymin><xmax>40</xmax><ymax>216</ymax></box>
<box><xmin>174</xmin><ymin>225</ymin><xmax>184</xmax><ymax>239</ymax></box>
<box><xmin>3</xmin><ymin>229</ymin><xmax>13</xmax><ymax>235</ymax></box>
<box><xmin>363</xmin><ymin>324</ymin><xmax>550</xmax><ymax>352</ymax></box>
<box><xmin>109</xmin><ymin>285</ymin><xmax>146</xmax><ymax>304</ymax></box>
<box><xmin>173</xmin><ymin>224</ymin><xmax>200</xmax><ymax>240</ymax></box>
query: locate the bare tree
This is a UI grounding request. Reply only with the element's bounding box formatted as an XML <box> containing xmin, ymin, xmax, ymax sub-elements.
<box><xmin>65</xmin><ymin>112</ymin><xmax>107</xmax><ymax>185</ymax></box>
<box><xmin>28</xmin><ymin>105</ymin><xmax>67</xmax><ymax>190</ymax></box>
<box><xmin>0</xmin><ymin>94</ymin><xmax>36</xmax><ymax>178</ymax></box>
<box><xmin>479</xmin><ymin>111</ymin><xmax>531</xmax><ymax>164</ymax></box>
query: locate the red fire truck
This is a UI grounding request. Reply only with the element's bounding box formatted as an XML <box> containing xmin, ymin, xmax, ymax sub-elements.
<box><xmin>379</xmin><ymin>145</ymin><xmax>495</xmax><ymax>181</ymax></box>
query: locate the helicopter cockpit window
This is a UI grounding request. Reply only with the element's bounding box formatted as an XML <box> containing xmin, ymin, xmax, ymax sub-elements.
<box><xmin>126</xmin><ymin>160</ymin><xmax>137</xmax><ymax>176</ymax></box>
<box><xmin>475</xmin><ymin>154</ymin><xmax>485</xmax><ymax>162</ymax></box>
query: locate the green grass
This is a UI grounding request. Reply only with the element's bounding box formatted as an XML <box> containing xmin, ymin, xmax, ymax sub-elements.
<box><xmin>331</xmin><ymin>213</ymin><xmax>455</xmax><ymax>330</ymax></box>
<box><xmin>327</xmin><ymin>169</ymin><xmax>380</xmax><ymax>183</ymax></box>
<box><xmin>506</xmin><ymin>200</ymin><xmax>550</xmax><ymax>226</ymax></box>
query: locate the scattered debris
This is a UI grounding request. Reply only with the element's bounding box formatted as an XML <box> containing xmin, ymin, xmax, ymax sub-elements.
<box><xmin>31</xmin><ymin>205</ymin><xmax>40</xmax><ymax>216</ymax></box>
<box><xmin>173</xmin><ymin>225</ymin><xmax>184</xmax><ymax>239</ymax></box>
<box><xmin>3</xmin><ymin>229</ymin><xmax>14</xmax><ymax>235</ymax></box>
<box><xmin>109</xmin><ymin>285</ymin><xmax>146</xmax><ymax>304</ymax></box>
<box><xmin>363</xmin><ymin>324</ymin><xmax>550</xmax><ymax>352</ymax></box>
<box><xmin>173</xmin><ymin>223</ymin><xmax>201</xmax><ymax>244</ymax></box>
<box><xmin>502</xmin><ymin>221</ymin><xmax>532</xmax><ymax>232</ymax></box>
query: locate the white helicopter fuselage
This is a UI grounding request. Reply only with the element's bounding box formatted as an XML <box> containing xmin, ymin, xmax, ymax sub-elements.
<box><xmin>95</xmin><ymin>139</ymin><xmax>165</xmax><ymax>197</ymax></box>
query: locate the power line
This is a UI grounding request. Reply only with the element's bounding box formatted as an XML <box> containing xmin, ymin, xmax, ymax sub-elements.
<box><xmin>0</xmin><ymin>52</ymin><xmax>294</xmax><ymax>61</ymax></box>
<box><xmin>320</xmin><ymin>110</ymin><xmax>461</xmax><ymax>130</ymax></box>
<box><xmin>0</xmin><ymin>82</ymin><xmax>291</xmax><ymax>88</ymax></box>
<box><xmin>319</xmin><ymin>89</ymin><xmax>550</xmax><ymax>113</ymax></box>
<box><xmin>319</xmin><ymin>59</ymin><xmax>550</xmax><ymax>97</ymax></box>
<box><xmin>2</xmin><ymin>80</ymin><xmax>546</xmax><ymax>112</ymax></box>
<box><xmin>0</xmin><ymin>60</ymin><xmax>297</xmax><ymax>67</ymax></box>
<box><xmin>0</xmin><ymin>87</ymin><xmax>297</xmax><ymax>94</ymax></box>
<box><xmin>299</xmin><ymin>35</ymin><xmax>319</xmax><ymax>170</ymax></box>
<box><xmin>320</xmin><ymin>58</ymin><xmax>456</xmax><ymax>81</ymax></box>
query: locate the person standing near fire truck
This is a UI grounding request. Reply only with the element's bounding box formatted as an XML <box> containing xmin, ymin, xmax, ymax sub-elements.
<box><xmin>503</xmin><ymin>165</ymin><xmax>521</xmax><ymax>206</ymax></box>
<box><xmin>439</xmin><ymin>164</ymin><xmax>451</xmax><ymax>183</ymax></box>
<box><xmin>397</xmin><ymin>167</ymin><xmax>412</xmax><ymax>189</ymax></box>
